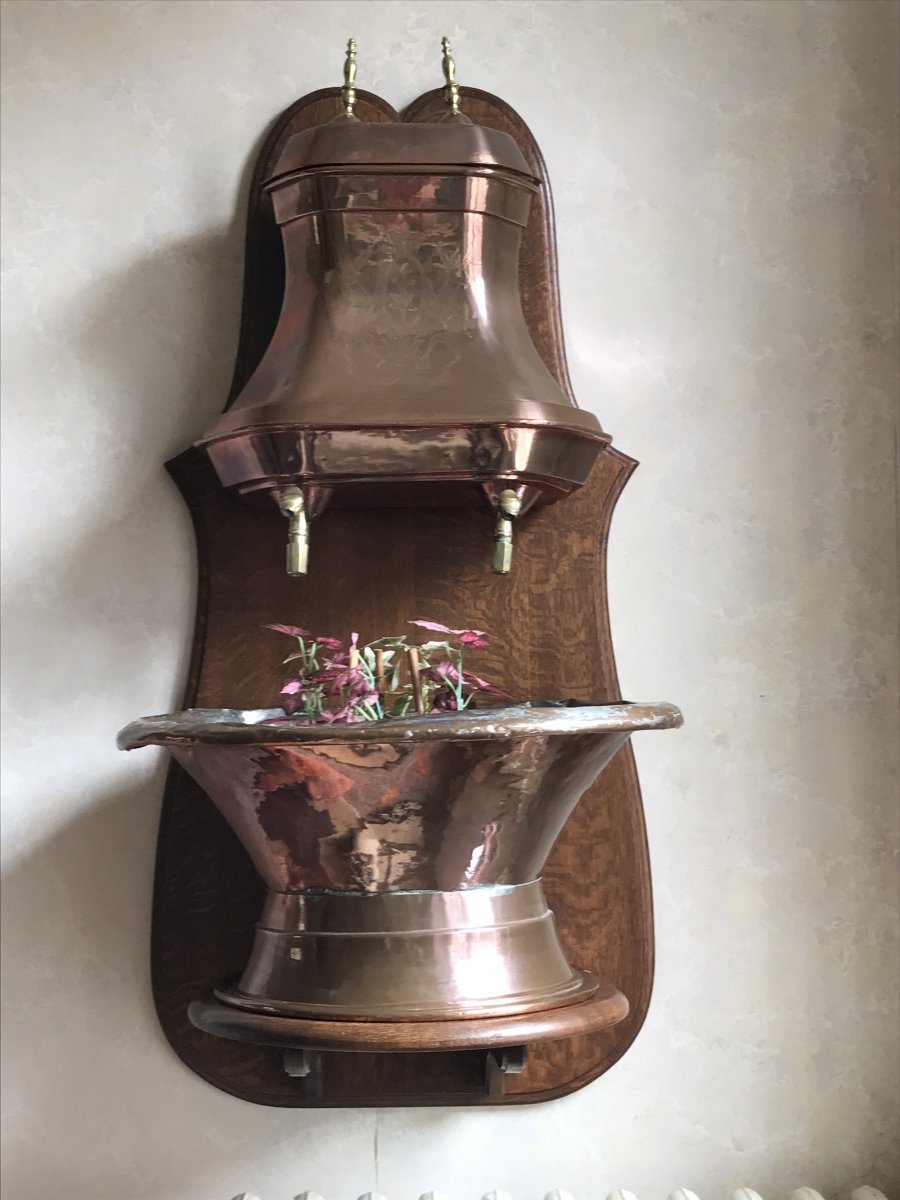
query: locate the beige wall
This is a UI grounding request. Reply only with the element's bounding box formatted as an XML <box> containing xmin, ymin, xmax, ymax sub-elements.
<box><xmin>1</xmin><ymin>2</ymin><xmax>898</xmax><ymax>1197</ymax></box>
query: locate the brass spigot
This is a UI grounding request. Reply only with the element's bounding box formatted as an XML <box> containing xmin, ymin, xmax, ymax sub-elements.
<box><xmin>492</xmin><ymin>489</ymin><xmax>522</xmax><ymax>575</ymax></box>
<box><xmin>341</xmin><ymin>37</ymin><xmax>358</xmax><ymax>118</ymax></box>
<box><xmin>277</xmin><ymin>487</ymin><xmax>310</xmax><ymax>576</ymax></box>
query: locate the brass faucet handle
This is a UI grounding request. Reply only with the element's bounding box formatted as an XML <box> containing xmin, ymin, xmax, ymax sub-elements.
<box><xmin>341</xmin><ymin>37</ymin><xmax>358</xmax><ymax>118</ymax></box>
<box><xmin>441</xmin><ymin>36</ymin><xmax>460</xmax><ymax>113</ymax></box>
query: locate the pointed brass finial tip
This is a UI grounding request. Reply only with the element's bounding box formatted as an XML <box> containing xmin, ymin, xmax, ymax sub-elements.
<box><xmin>341</xmin><ymin>36</ymin><xmax>358</xmax><ymax>118</ymax></box>
<box><xmin>441</xmin><ymin>34</ymin><xmax>460</xmax><ymax>113</ymax></box>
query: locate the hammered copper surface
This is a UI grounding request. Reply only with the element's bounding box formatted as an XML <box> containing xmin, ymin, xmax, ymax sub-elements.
<box><xmin>119</xmin><ymin>703</ymin><xmax>680</xmax><ymax>892</ymax></box>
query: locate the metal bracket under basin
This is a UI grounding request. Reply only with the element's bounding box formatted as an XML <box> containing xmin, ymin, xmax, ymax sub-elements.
<box><xmin>281</xmin><ymin>1045</ymin><xmax>529</xmax><ymax>1102</ymax></box>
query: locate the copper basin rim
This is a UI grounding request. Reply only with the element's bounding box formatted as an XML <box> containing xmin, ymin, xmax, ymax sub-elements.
<box><xmin>118</xmin><ymin>702</ymin><xmax>683</xmax><ymax>893</ymax></box>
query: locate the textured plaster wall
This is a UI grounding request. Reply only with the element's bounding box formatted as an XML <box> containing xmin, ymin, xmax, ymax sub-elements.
<box><xmin>1</xmin><ymin>2</ymin><xmax>898</xmax><ymax>1198</ymax></box>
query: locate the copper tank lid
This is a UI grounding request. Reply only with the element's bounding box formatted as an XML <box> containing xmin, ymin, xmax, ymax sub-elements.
<box><xmin>265</xmin><ymin>114</ymin><xmax>537</xmax><ymax>184</ymax></box>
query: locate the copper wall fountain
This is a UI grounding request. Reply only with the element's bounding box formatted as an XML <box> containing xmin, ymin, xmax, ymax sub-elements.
<box><xmin>119</xmin><ymin>42</ymin><xmax>682</xmax><ymax>1107</ymax></box>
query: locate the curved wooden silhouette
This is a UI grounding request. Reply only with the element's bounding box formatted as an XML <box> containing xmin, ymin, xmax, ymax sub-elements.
<box><xmin>152</xmin><ymin>86</ymin><xmax>653</xmax><ymax>1106</ymax></box>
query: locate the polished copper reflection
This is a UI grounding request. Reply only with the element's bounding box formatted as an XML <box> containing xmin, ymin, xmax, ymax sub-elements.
<box><xmin>196</xmin><ymin>119</ymin><xmax>608</xmax><ymax>519</ymax></box>
<box><xmin>117</xmin><ymin>703</ymin><xmax>680</xmax><ymax>891</ymax></box>
<box><xmin>118</xmin><ymin>703</ymin><xmax>681</xmax><ymax>1019</ymax></box>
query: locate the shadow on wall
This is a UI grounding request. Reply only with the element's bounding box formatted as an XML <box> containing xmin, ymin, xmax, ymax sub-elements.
<box><xmin>0</xmin><ymin>87</ymin><xmax>288</xmax><ymax>725</ymax></box>
<box><xmin>0</xmin><ymin>123</ymin><xmax>335</xmax><ymax>1197</ymax></box>
<box><xmin>0</xmin><ymin>271</ymin><xmax>277</xmax><ymax>1197</ymax></box>
<box><xmin>0</xmin><ymin>213</ymin><xmax>253</xmax><ymax>745</ymax></box>
<box><xmin>1</xmin><ymin>780</ymin><xmax>182</xmax><ymax>1198</ymax></box>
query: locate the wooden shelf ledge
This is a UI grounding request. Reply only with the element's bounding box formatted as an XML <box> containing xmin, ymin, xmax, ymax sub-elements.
<box><xmin>188</xmin><ymin>981</ymin><xmax>629</xmax><ymax>1053</ymax></box>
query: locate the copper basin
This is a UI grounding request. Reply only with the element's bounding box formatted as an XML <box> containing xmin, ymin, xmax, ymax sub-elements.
<box><xmin>118</xmin><ymin>702</ymin><xmax>681</xmax><ymax>1019</ymax></box>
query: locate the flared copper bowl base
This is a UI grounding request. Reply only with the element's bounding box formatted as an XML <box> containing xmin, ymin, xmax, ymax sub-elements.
<box><xmin>213</xmin><ymin>882</ymin><xmax>597</xmax><ymax>1022</ymax></box>
<box><xmin>189</xmin><ymin>979</ymin><xmax>629</xmax><ymax>1053</ymax></box>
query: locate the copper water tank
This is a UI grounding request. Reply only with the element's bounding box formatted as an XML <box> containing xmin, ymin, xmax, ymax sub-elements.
<box><xmin>196</xmin><ymin>113</ymin><xmax>608</xmax><ymax>573</ymax></box>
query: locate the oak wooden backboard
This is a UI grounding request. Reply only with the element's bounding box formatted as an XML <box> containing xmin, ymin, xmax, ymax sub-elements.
<box><xmin>153</xmin><ymin>86</ymin><xmax>654</xmax><ymax>1106</ymax></box>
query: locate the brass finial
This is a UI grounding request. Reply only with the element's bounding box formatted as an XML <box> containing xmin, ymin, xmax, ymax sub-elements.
<box><xmin>441</xmin><ymin>36</ymin><xmax>460</xmax><ymax>113</ymax></box>
<box><xmin>341</xmin><ymin>37</ymin><xmax>358</xmax><ymax>117</ymax></box>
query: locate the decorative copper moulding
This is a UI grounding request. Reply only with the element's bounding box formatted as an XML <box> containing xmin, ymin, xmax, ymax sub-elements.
<box><xmin>119</xmin><ymin>703</ymin><xmax>681</xmax><ymax>1029</ymax></box>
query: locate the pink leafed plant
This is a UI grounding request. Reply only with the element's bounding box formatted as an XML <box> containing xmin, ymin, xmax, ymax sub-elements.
<box><xmin>263</xmin><ymin>621</ymin><xmax>507</xmax><ymax>724</ymax></box>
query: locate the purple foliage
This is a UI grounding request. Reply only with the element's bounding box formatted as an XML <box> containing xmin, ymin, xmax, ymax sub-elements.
<box><xmin>264</xmin><ymin>619</ymin><xmax>506</xmax><ymax>723</ymax></box>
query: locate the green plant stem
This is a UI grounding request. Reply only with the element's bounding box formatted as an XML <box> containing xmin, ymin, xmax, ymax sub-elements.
<box><xmin>454</xmin><ymin>645</ymin><xmax>465</xmax><ymax>710</ymax></box>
